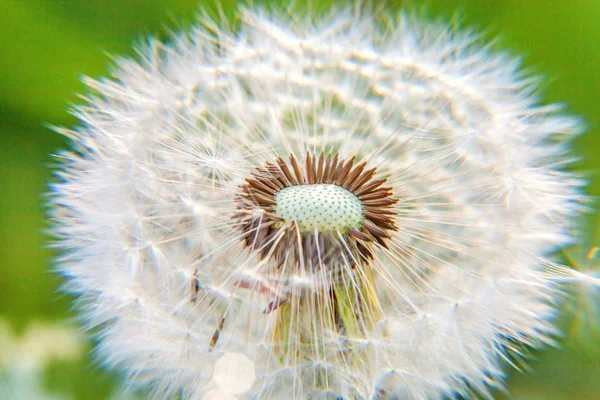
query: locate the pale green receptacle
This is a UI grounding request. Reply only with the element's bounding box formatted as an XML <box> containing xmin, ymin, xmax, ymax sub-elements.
<box><xmin>274</xmin><ymin>184</ymin><xmax>363</xmax><ymax>233</ymax></box>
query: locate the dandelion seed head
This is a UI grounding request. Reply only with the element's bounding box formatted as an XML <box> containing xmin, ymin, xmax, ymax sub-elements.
<box><xmin>49</xmin><ymin>4</ymin><xmax>590</xmax><ymax>400</ymax></box>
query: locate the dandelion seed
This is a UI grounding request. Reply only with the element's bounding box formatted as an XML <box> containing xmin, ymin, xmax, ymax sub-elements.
<box><xmin>49</xmin><ymin>5</ymin><xmax>592</xmax><ymax>400</ymax></box>
<box><xmin>550</xmin><ymin>226</ymin><xmax>600</xmax><ymax>340</ymax></box>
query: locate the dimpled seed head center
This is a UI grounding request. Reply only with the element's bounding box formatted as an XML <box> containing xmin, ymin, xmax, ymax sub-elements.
<box><xmin>274</xmin><ymin>184</ymin><xmax>364</xmax><ymax>233</ymax></box>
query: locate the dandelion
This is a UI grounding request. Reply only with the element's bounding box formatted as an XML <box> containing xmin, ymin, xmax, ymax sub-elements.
<box><xmin>49</xmin><ymin>5</ymin><xmax>592</xmax><ymax>400</ymax></box>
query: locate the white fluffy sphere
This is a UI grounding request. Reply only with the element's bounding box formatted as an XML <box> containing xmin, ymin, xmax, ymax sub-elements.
<box><xmin>50</xmin><ymin>6</ymin><xmax>586</xmax><ymax>400</ymax></box>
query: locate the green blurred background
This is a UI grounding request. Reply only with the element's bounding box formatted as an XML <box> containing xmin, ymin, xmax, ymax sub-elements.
<box><xmin>0</xmin><ymin>0</ymin><xmax>599</xmax><ymax>399</ymax></box>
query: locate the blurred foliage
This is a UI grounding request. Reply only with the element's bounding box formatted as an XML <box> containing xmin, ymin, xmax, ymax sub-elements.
<box><xmin>0</xmin><ymin>0</ymin><xmax>598</xmax><ymax>399</ymax></box>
